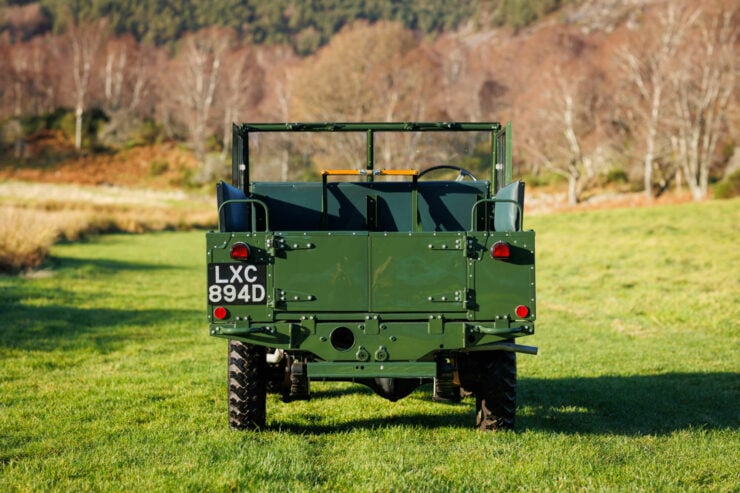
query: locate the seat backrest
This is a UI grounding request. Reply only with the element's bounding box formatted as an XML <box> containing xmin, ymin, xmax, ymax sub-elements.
<box><xmin>251</xmin><ymin>182</ymin><xmax>323</xmax><ymax>231</ymax></box>
<box><xmin>249</xmin><ymin>180</ymin><xmax>492</xmax><ymax>232</ymax></box>
<box><xmin>494</xmin><ymin>180</ymin><xmax>525</xmax><ymax>232</ymax></box>
<box><xmin>216</xmin><ymin>181</ymin><xmax>249</xmax><ymax>232</ymax></box>
<box><xmin>418</xmin><ymin>181</ymin><xmax>489</xmax><ymax>231</ymax></box>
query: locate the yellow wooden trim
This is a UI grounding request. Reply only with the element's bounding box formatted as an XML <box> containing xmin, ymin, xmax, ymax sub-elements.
<box><xmin>321</xmin><ymin>169</ymin><xmax>419</xmax><ymax>177</ymax></box>
<box><xmin>375</xmin><ymin>169</ymin><xmax>419</xmax><ymax>176</ymax></box>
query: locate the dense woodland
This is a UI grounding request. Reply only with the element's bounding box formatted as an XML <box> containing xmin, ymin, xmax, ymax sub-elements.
<box><xmin>3</xmin><ymin>0</ymin><xmax>573</xmax><ymax>49</ymax></box>
<box><xmin>0</xmin><ymin>0</ymin><xmax>737</xmax><ymax>203</ymax></box>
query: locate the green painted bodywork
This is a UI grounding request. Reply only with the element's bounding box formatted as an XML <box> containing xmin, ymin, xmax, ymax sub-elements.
<box><xmin>208</xmin><ymin>122</ymin><xmax>536</xmax><ymax>378</ymax></box>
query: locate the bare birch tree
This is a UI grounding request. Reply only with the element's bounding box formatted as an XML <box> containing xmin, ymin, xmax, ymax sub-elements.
<box><xmin>528</xmin><ymin>65</ymin><xmax>609</xmax><ymax>205</ymax></box>
<box><xmin>668</xmin><ymin>6</ymin><xmax>737</xmax><ymax>200</ymax></box>
<box><xmin>8</xmin><ymin>43</ymin><xmax>30</xmax><ymax>116</ymax></box>
<box><xmin>67</xmin><ymin>18</ymin><xmax>107</xmax><ymax>150</ymax></box>
<box><xmin>169</xmin><ymin>27</ymin><xmax>234</xmax><ymax>162</ymax></box>
<box><xmin>102</xmin><ymin>35</ymin><xmax>160</xmax><ymax>115</ymax></box>
<box><xmin>103</xmin><ymin>39</ymin><xmax>126</xmax><ymax>110</ymax></box>
<box><xmin>618</xmin><ymin>2</ymin><xmax>699</xmax><ymax>198</ymax></box>
<box><xmin>219</xmin><ymin>45</ymin><xmax>264</xmax><ymax>160</ymax></box>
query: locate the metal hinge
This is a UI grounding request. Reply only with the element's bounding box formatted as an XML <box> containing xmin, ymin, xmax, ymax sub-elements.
<box><xmin>275</xmin><ymin>289</ymin><xmax>316</xmax><ymax>303</ymax></box>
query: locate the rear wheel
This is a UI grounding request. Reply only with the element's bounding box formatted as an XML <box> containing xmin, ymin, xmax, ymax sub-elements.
<box><xmin>475</xmin><ymin>351</ymin><xmax>517</xmax><ymax>431</ymax></box>
<box><xmin>228</xmin><ymin>340</ymin><xmax>267</xmax><ymax>430</ymax></box>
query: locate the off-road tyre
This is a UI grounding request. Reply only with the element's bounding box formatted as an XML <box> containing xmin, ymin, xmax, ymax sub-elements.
<box><xmin>475</xmin><ymin>351</ymin><xmax>516</xmax><ymax>431</ymax></box>
<box><xmin>228</xmin><ymin>340</ymin><xmax>267</xmax><ymax>430</ymax></box>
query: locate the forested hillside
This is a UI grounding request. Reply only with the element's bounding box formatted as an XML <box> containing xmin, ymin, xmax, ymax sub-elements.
<box><xmin>0</xmin><ymin>0</ymin><xmax>737</xmax><ymax>204</ymax></box>
<box><xmin>3</xmin><ymin>0</ymin><xmax>572</xmax><ymax>49</ymax></box>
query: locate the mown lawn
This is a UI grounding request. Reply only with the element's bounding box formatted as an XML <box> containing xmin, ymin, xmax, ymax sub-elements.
<box><xmin>1</xmin><ymin>199</ymin><xmax>738</xmax><ymax>491</ymax></box>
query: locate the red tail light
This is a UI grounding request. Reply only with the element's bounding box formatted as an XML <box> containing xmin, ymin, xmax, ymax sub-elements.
<box><xmin>491</xmin><ymin>241</ymin><xmax>511</xmax><ymax>260</ymax></box>
<box><xmin>213</xmin><ymin>306</ymin><xmax>229</xmax><ymax>320</ymax></box>
<box><xmin>515</xmin><ymin>305</ymin><xmax>530</xmax><ymax>318</ymax></box>
<box><xmin>230</xmin><ymin>242</ymin><xmax>250</xmax><ymax>261</ymax></box>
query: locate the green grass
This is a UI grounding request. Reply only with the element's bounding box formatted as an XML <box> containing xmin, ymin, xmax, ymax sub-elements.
<box><xmin>1</xmin><ymin>199</ymin><xmax>739</xmax><ymax>491</ymax></box>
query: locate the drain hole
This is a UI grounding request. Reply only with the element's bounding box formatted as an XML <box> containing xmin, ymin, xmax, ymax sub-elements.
<box><xmin>330</xmin><ymin>326</ymin><xmax>355</xmax><ymax>351</ymax></box>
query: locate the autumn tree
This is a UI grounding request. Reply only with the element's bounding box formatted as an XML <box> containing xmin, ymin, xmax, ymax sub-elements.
<box><xmin>290</xmin><ymin>21</ymin><xmax>441</xmax><ymax>169</ymax></box>
<box><xmin>101</xmin><ymin>34</ymin><xmax>157</xmax><ymax>113</ymax></box>
<box><xmin>617</xmin><ymin>2</ymin><xmax>698</xmax><ymax>198</ymax></box>
<box><xmin>247</xmin><ymin>46</ymin><xmax>301</xmax><ymax>182</ymax></box>
<box><xmin>7</xmin><ymin>42</ymin><xmax>30</xmax><ymax>116</ymax></box>
<box><xmin>668</xmin><ymin>4</ymin><xmax>737</xmax><ymax>200</ymax></box>
<box><xmin>128</xmin><ymin>43</ymin><xmax>163</xmax><ymax>117</ymax></box>
<box><xmin>66</xmin><ymin>17</ymin><xmax>108</xmax><ymax>150</ymax></box>
<box><xmin>526</xmin><ymin>63</ymin><xmax>611</xmax><ymax>205</ymax></box>
<box><xmin>28</xmin><ymin>36</ymin><xmax>63</xmax><ymax>114</ymax></box>
<box><xmin>218</xmin><ymin>45</ymin><xmax>265</xmax><ymax>159</ymax></box>
<box><xmin>291</xmin><ymin>22</ymin><xmax>417</xmax><ymax>121</ymax></box>
<box><xmin>2</xmin><ymin>33</ymin><xmax>60</xmax><ymax>118</ymax></box>
<box><xmin>96</xmin><ymin>36</ymin><xmax>164</xmax><ymax>148</ymax></box>
<box><xmin>100</xmin><ymin>35</ymin><xmax>148</xmax><ymax>128</ymax></box>
<box><xmin>166</xmin><ymin>26</ymin><xmax>234</xmax><ymax>161</ymax></box>
<box><xmin>0</xmin><ymin>39</ymin><xmax>8</xmax><ymax>115</ymax></box>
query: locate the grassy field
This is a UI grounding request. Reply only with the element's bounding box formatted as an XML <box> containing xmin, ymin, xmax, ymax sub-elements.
<box><xmin>1</xmin><ymin>199</ymin><xmax>738</xmax><ymax>491</ymax></box>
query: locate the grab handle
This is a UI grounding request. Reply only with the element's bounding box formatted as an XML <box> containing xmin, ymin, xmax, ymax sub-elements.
<box><xmin>217</xmin><ymin>198</ymin><xmax>270</xmax><ymax>232</ymax></box>
<box><xmin>470</xmin><ymin>198</ymin><xmax>522</xmax><ymax>232</ymax></box>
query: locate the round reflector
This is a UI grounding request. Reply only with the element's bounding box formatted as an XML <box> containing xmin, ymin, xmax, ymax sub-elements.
<box><xmin>491</xmin><ymin>241</ymin><xmax>511</xmax><ymax>259</ymax></box>
<box><xmin>515</xmin><ymin>305</ymin><xmax>530</xmax><ymax>318</ymax></box>
<box><xmin>213</xmin><ymin>306</ymin><xmax>229</xmax><ymax>320</ymax></box>
<box><xmin>230</xmin><ymin>242</ymin><xmax>250</xmax><ymax>261</ymax></box>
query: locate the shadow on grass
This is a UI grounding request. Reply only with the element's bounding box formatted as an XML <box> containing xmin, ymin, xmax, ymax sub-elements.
<box><xmin>46</xmin><ymin>255</ymin><xmax>178</xmax><ymax>274</ymax></box>
<box><xmin>518</xmin><ymin>373</ymin><xmax>739</xmax><ymax>435</ymax></box>
<box><xmin>307</xmin><ymin>385</ymin><xmax>376</xmax><ymax>399</ymax></box>
<box><xmin>0</xmin><ymin>281</ymin><xmax>198</xmax><ymax>353</ymax></box>
<box><xmin>0</xmin><ymin>302</ymin><xmax>198</xmax><ymax>352</ymax></box>
<box><xmin>268</xmin><ymin>412</ymin><xmax>470</xmax><ymax>434</ymax></box>
<box><xmin>0</xmin><ymin>249</ymin><xmax>196</xmax><ymax>352</ymax></box>
<box><xmin>266</xmin><ymin>373</ymin><xmax>739</xmax><ymax>436</ymax></box>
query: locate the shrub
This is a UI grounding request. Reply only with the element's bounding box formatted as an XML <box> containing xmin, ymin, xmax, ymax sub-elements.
<box><xmin>0</xmin><ymin>207</ymin><xmax>63</xmax><ymax>273</ymax></box>
<box><xmin>56</xmin><ymin>108</ymin><xmax>110</xmax><ymax>149</ymax></box>
<box><xmin>521</xmin><ymin>171</ymin><xmax>567</xmax><ymax>187</ymax></box>
<box><xmin>0</xmin><ymin>199</ymin><xmax>216</xmax><ymax>274</ymax></box>
<box><xmin>17</xmin><ymin>108</ymin><xmax>70</xmax><ymax>136</ymax></box>
<box><xmin>149</xmin><ymin>159</ymin><xmax>169</xmax><ymax>176</ymax></box>
<box><xmin>133</xmin><ymin>119</ymin><xmax>164</xmax><ymax>146</ymax></box>
<box><xmin>714</xmin><ymin>170</ymin><xmax>740</xmax><ymax>199</ymax></box>
<box><xmin>605</xmin><ymin>167</ymin><xmax>629</xmax><ymax>185</ymax></box>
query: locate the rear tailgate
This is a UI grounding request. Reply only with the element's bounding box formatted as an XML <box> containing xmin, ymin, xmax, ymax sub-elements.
<box><xmin>272</xmin><ymin>231</ymin><xmax>467</xmax><ymax>315</ymax></box>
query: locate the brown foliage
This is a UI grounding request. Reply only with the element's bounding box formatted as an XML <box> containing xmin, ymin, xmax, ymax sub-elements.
<box><xmin>290</xmin><ymin>21</ymin><xmax>423</xmax><ymax>121</ymax></box>
<box><xmin>0</xmin><ymin>0</ymin><xmax>736</xmax><ymax>202</ymax></box>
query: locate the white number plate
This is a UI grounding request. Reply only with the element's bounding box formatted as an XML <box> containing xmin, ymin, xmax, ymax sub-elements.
<box><xmin>207</xmin><ymin>263</ymin><xmax>267</xmax><ymax>305</ymax></box>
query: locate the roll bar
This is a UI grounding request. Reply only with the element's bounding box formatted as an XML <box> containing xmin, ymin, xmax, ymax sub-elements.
<box><xmin>231</xmin><ymin>122</ymin><xmax>512</xmax><ymax>194</ymax></box>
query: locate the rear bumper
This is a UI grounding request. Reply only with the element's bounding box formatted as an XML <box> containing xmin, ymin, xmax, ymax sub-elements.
<box><xmin>210</xmin><ymin>317</ymin><xmax>535</xmax><ymax>364</ymax></box>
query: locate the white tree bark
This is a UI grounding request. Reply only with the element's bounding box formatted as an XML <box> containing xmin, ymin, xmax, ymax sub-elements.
<box><xmin>69</xmin><ymin>19</ymin><xmax>106</xmax><ymax>151</ymax></box>
<box><xmin>169</xmin><ymin>28</ymin><xmax>232</xmax><ymax>162</ymax></box>
<box><xmin>669</xmin><ymin>9</ymin><xmax>736</xmax><ymax>200</ymax></box>
<box><xmin>618</xmin><ymin>3</ymin><xmax>698</xmax><ymax>199</ymax></box>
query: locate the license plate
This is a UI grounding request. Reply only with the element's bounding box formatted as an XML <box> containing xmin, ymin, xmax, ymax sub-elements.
<box><xmin>208</xmin><ymin>263</ymin><xmax>267</xmax><ymax>305</ymax></box>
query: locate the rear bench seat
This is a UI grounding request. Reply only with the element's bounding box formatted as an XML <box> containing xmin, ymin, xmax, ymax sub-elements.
<box><xmin>250</xmin><ymin>181</ymin><xmax>491</xmax><ymax>232</ymax></box>
<box><xmin>218</xmin><ymin>179</ymin><xmax>522</xmax><ymax>233</ymax></box>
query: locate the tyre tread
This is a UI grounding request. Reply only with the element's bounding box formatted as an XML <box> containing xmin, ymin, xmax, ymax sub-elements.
<box><xmin>228</xmin><ymin>340</ymin><xmax>266</xmax><ymax>430</ymax></box>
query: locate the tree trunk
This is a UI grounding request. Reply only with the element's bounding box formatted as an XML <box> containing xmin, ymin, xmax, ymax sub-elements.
<box><xmin>75</xmin><ymin>105</ymin><xmax>83</xmax><ymax>150</ymax></box>
<box><xmin>643</xmin><ymin>86</ymin><xmax>662</xmax><ymax>200</ymax></box>
<box><xmin>568</xmin><ymin>173</ymin><xmax>579</xmax><ymax>205</ymax></box>
<box><xmin>281</xmin><ymin>149</ymin><xmax>289</xmax><ymax>182</ymax></box>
